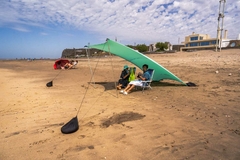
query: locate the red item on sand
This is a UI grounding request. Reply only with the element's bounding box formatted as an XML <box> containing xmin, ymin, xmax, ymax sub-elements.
<box><xmin>53</xmin><ymin>58</ymin><xmax>70</xmax><ymax>69</ymax></box>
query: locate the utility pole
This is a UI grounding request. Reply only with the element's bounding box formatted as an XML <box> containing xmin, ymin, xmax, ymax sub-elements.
<box><xmin>216</xmin><ymin>0</ymin><xmax>226</xmax><ymax>52</ymax></box>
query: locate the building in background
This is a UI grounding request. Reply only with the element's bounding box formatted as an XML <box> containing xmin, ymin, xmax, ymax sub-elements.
<box><xmin>180</xmin><ymin>30</ymin><xmax>231</xmax><ymax>51</ymax></box>
<box><xmin>149</xmin><ymin>43</ymin><xmax>157</xmax><ymax>52</ymax></box>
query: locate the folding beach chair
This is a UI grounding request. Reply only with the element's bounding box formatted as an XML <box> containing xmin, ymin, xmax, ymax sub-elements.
<box><xmin>72</xmin><ymin>61</ymin><xmax>78</xmax><ymax>69</ymax></box>
<box><xmin>141</xmin><ymin>69</ymin><xmax>154</xmax><ymax>92</ymax></box>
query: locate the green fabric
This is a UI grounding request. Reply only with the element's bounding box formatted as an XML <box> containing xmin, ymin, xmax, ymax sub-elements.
<box><xmin>128</xmin><ymin>67</ymin><xmax>135</xmax><ymax>81</ymax></box>
<box><xmin>89</xmin><ymin>39</ymin><xmax>185</xmax><ymax>84</ymax></box>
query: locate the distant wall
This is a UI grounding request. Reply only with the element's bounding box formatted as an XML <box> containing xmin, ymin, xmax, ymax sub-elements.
<box><xmin>172</xmin><ymin>45</ymin><xmax>185</xmax><ymax>51</ymax></box>
<box><xmin>61</xmin><ymin>48</ymin><xmax>102</xmax><ymax>58</ymax></box>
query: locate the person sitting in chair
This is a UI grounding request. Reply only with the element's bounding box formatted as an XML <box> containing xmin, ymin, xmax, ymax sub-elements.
<box><xmin>120</xmin><ymin>64</ymin><xmax>150</xmax><ymax>95</ymax></box>
<box><xmin>71</xmin><ymin>60</ymin><xmax>78</xmax><ymax>69</ymax></box>
<box><xmin>73</xmin><ymin>60</ymin><xmax>78</xmax><ymax>66</ymax></box>
<box><xmin>116</xmin><ymin>65</ymin><xmax>130</xmax><ymax>90</ymax></box>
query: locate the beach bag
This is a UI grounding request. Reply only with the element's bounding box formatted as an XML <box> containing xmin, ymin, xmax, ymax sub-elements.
<box><xmin>128</xmin><ymin>67</ymin><xmax>135</xmax><ymax>81</ymax></box>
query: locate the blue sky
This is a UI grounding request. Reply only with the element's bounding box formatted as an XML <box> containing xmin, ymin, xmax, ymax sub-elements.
<box><xmin>0</xmin><ymin>0</ymin><xmax>239</xmax><ymax>59</ymax></box>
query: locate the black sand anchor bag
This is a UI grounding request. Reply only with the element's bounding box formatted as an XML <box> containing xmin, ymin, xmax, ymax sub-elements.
<box><xmin>46</xmin><ymin>81</ymin><xmax>53</xmax><ymax>87</ymax></box>
<box><xmin>61</xmin><ymin>116</ymin><xmax>79</xmax><ymax>134</ymax></box>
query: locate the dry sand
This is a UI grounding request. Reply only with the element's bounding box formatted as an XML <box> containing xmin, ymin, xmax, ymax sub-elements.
<box><xmin>0</xmin><ymin>49</ymin><xmax>240</xmax><ymax>160</ymax></box>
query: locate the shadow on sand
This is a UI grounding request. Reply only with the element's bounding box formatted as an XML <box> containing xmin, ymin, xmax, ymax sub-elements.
<box><xmin>93</xmin><ymin>81</ymin><xmax>187</xmax><ymax>91</ymax></box>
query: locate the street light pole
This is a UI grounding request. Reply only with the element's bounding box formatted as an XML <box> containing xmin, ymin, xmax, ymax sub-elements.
<box><xmin>219</xmin><ymin>0</ymin><xmax>226</xmax><ymax>52</ymax></box>
<box><xmin>216</xmin><ymin>0</ymin><xmax>226</xmax><ymax>52</ymax></box>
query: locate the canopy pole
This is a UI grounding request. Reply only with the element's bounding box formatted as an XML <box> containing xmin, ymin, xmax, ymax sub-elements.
<box><xmin>107</xmin><ymin>43</ymin><xmax>118</xmax><ymax>98</ymax></box>
<box><xmin>85</xmin><ymin>46</ymin><xmax>95</xmax><ymax>87</ymax></box>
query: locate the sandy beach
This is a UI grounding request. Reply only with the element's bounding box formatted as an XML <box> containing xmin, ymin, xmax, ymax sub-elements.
<box><xmin>0</xmin><ymin>49</ymin><xmax>240</xmax><ymax>160</ymax></box>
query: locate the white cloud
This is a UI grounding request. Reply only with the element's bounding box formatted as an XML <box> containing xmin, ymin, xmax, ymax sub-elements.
<box><xmin>11</xmin><ymin>26</ymin><xmax>30</xmax><ymax>32</ymax></box>
<box><xmin>0</xmin><ymin>0</ymin><xmax>239</xmax><ymax>44</ymax></box>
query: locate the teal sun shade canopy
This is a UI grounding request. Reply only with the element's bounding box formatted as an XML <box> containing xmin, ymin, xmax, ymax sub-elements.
<box><xmin>89</xmin><ymin>39</ymin><xmax>185</xmax><ymax>85</ymax></box>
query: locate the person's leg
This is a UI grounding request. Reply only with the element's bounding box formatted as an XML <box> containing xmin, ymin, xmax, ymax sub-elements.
<box><xmin>125</xmin><ymin>84</ymin><xmax>135</xmax><ymax>93</ymax></box>
<box><xmin>124</xmin><ymin>84</ymin><xmax>131</xmax><ymax>91</ymax></box>
<box><xmin>117</xmin><ymin>79</ymin><xmax>123</xmax><ymax>90</ymax></box>
<box><xmin>68</xmin><ymin>64</ymin><xmax>73</xmax><ymax>69</ymax></box>
<box><xmin>116</xmin><ymin>84</ymin><xmax>122</xmax><ymax>90</ymax></box>
<box><xmin>118</xmin><ymin>84</ymin><xmax>122</xmax><ymax>89</ymax></box>
<box><xmin>120</xmin><ymin>84</ymin><xmax>130</xmax><ymax>93</ymax></box>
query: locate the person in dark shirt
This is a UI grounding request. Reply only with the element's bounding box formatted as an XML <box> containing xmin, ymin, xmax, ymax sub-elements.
<box><xmin>117</xmin><ymin>65</ymin><xmax>130</xmax><ymax>90</ymax></box>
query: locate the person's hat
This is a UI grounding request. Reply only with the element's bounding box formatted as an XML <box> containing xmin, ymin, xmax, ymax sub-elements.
<box><xmin>123</xmin><ymin>65</ymin><xmax>128</xmax><ymax>69</ymax></box>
